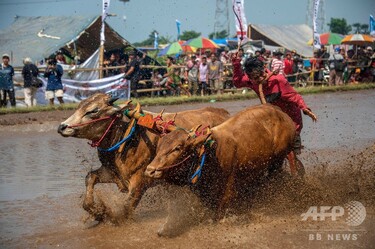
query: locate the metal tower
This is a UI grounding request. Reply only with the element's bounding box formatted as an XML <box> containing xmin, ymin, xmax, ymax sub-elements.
<box><xmin>213</xmin><ymin>0</ymin><xmax>230</xmax><ymax>39</ymax></box>
<box><xmin>306</xmin><ymin>0</ymin><xmax>326</xmax><ymax>33</ymax></box>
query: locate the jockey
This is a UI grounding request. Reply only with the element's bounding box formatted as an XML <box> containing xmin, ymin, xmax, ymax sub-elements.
<box><xmin>232</xmin><ymin>55</ymin><xmax>317</xmax><ymax>155</ymax></box>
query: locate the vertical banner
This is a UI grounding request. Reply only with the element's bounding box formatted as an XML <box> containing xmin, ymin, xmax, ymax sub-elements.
<box><xmin>176</xmin><ymin>19</ymin><xmax>181</xmax><ymax>41</ymax></box>
<box><xmin>100</xmin><ymin>0</ymin><xmax>110</xmax><ymax>45</ymax></box>
<box><xmin>232</xmin><ymin>0</ymin><xmax>249</xmax><ymax>45</ymax></box>
<box><xmin>370</xmin><ymin>15</ymin><xmax>375</xmax><ymax>36</ymax></box>
<box><xmin>312</xmin><ymin>0</ymin><xmax>321</xmax><ymax>49</ymax></box>
<box><xmin>154</xmin><ymin>32</ymin><xmax>158</xmax><ymax>49</ymax></box>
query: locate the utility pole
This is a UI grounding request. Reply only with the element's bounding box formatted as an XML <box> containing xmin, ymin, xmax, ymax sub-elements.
<box><xmin>213</xmin><ymin>0</ymin><xmax>230</xmax><ymax>39</ymax></box>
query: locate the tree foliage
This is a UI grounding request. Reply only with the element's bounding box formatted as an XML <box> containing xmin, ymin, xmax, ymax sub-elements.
<box><xmin>327</xmin><ymin>18</ymin><xmax>352</xmax><ymax>35</ymax></box>
<box><xmin>179</xmin><ymin>30</ymin><xmax>201</xmax><ymax>41</ymax></box>
<box><xmin>351</xmin><ymin>22</ymin><xmax>369</xmax><ymax>34</ymax></box>
<box><xmin>208</xmin><ymin>30</ymin><xmax>229</xmax><ymax>39</ymax></box>
<box><xmin>133</xmin><ymin>30</ymin><xmax>171</xmax><ymax>47</ymax></box>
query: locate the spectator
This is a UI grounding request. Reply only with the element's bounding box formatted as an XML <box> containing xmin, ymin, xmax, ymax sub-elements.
<box><xmin>198</xmin><ymin>56</ymin><xmax>209</xmax><ymax>96</ymax></box>
<box><xmin>22</xmin><ymin>57</ymin><xmax>39</xmax><ymax>107</ymax></box>
<box><xmin>185</xmin><ymin>55</ymin><xmax>199</xmax><ymax>95</ymax></box>
<box><xmin>124</xmin><ymin>50</ymin><xmax>141</xmax><ymax>98</ymax></box>
<box><xmin>284</xmin><ymin>52</ymin><xmax>294</xmax><ymax>82</ymax></box>
<box><xmin>0</xmin><ymin>53</ymin><xmax>16</xmax><ymax>107</ymax></box>
<box><xmin>44</xmin><ymin>58</ymin><xmax>64</xmax><ymax>105</ymax></box>
<box><xmin>55</xmin><ymin>51</ymin><xmax>67</xmax><ymax>64</ymax></box>
<box><xmin>104</xmin><ymin>53</ymin><xmax>120</xmax><ymax>77</ymax></box>
<box><xmin>328</xmin><ymin>47</ymin><xmax>346</xmax><ymax>86</ymax></box>
<box><xmin>220</xmin><ymin>47</ymin><xmax>230</xmax><ymax>64</ymax></box>
<box><xmin>208</xmin><ymin>53</ymin><xmax>223</xmax><ymax>95</ymax></box>
<box><xmin>270</xmin><ymin>50</ymin><xmax>285</xmax><ymax>76</ymax></box>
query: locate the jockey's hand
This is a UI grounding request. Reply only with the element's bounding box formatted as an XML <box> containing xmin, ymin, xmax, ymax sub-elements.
<box><xmin>303</xmin><ymin>108</ymin><xmax>318</xmax><ymax>122</ymax></box>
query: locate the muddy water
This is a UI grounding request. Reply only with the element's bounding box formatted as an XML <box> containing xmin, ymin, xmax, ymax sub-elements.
<box><xmin>0</xmin><ymin>90</ymin><xmax>375</xmax><ymax>248</ymax></box>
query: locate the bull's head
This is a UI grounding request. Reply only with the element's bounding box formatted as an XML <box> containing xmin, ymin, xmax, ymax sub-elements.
<box><xmin>145</xmin><ymin>125</ymin><xmax>211</xmax><ymax>179</ymax></box>
<box><xmin>58</xmin><ymin>93</ymin><xmax>131</xmax><ymax>141</ymax></box>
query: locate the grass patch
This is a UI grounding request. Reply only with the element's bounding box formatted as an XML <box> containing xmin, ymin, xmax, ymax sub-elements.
<box><xmin>1</xmin><ymin>83</ymin><xmax>374</xmax><ymax>115</ymax></box>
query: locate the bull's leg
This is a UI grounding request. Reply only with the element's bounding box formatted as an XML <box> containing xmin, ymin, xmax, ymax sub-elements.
<box><xmin>125</xmin><ymin>171</ymin><xmax>153</xmax><ymax>216</ymax></box>
<box><xmin>83</xmin><ymin>166</ymin><xmax>123</xmax><ymax>220</ymax></box>
<box><xmin>287</xmin><ymin>151</ymin><xmax>298</xmax><ymax>176</ymax></box>
<box><xmin>216</xmin><ymin>173</ymin><xmax>236</xmax><ymax>221</ymax></box>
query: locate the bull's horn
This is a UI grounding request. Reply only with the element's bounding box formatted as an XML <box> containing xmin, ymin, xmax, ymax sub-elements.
<box><xmin>116</xmin><ymin>100</ymin><xmax>132</xmax><ymax>111</ymax></box>
<box><xmin>108</xmin><ymin>96</ymin><xmax>119</xmax><ymax>105</ymax></box>
<box><xmin>188</xmin><ymin>124</ymin><xmax>202</xmax><ymax>137</ymax></box>
<box><xmin>126</xmin><ymin>101</ymin><xmax>142</xmax><ymax>120</ymax></box>
<box><xmin>157</xmin><ymin>109</ymin><xmax>165</xmax><ymax>118</ymax></box>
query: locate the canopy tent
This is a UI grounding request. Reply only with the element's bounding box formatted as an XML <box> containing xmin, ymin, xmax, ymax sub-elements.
<box><xmin>248</xmin><ymin>24</ymin><xmax>314</xmax><ymax>58</ymax></box>
<box><xmin>0</xmin><ymin>15</ymin><xmax>132</xmax><ymax>67</ymax></box>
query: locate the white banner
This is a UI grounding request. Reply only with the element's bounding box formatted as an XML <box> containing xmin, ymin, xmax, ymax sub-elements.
<box><xmin>100</xmin><ymin>0</ymin><xmax>110</xmax><ymax>45</ymax></box>
<box><xmin>313</xmin><ymin>0</ymin><xmax>321</xmax><ymax>49</ymax></box>
<box><xmin>39</xmin><ymin>73</ymin><xmax>130</xmax><ymax>103</ymax></box>
<box><xmin>232</xmin><ymin>0</ymin><xmax>249</xmax><ymax>45</ymax></box>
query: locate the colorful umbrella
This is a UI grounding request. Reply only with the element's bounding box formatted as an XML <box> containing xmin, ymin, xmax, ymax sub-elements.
<box><xmin>307</xmin><ymin>32</ymin><xmax>343</xmax><ymax>45</ymax></box>
<box><xmin>158</xmin><ymin>41</ymin><xmax>196</xmax><ymax>56</ymax></box>
<box><xmin>341</xmin><ymin>34</ymin><xmax>374</xmax><ymax>46</ymax></box>
<box><xmin>182</xmin><ymin>37</ymin><xmax>220</xmax><ymax>49</ymax></box>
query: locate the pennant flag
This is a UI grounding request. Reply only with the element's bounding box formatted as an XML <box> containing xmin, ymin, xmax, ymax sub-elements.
<box><xmin>312</xmin><ymin>0</ymin><xmax>321</xmax><ymax>49</ymax></box>
<box><xmin>232</xmin><ymin>0</ymin><xmax>249</xmax><ymax>45</ymax></box>
<box><xmin>100</xmin><ymin>0</ymin><xmax>110</xmax><ymax>45</ymax></box>
<box><xmin>176</xmin><ymin>19</ymin><xmax>181</xmax><ymax>41</ymax></box>
<box><xmin>370</xmin><ymin>15</ymin><xmax>375</xmax><ymax>36</ymax></box>
<box><xmin>154</xmin><ymin>32</ymin><xmax>158</xmax><ymax>49</ymax></box>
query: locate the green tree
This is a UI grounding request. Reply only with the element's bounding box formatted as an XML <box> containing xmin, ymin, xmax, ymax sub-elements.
<box><xmin>352</xmin><ymin>22</ymin><xmax>361</xmax><ymax>33</ymax></box>
<box><xmin>179</xmin><ymin>30</ymin><xmax>201</xmax><ymax>41</ymax></box>
<box><xmin>327</xmin><ymin>18</ymin><xmax>352</xmax><ymax>35</ymax></box>
<box><xmin>133</xmin><ymin>30</ymin><xmax>171</xmax><ymax>47</ymax></box>
<box><xmin>360</xmin><ymin>24</ymin><xmax>369</xmax><ymax>34</ymax></box>
<box><xmin>208</xmin><ymin>30</ymin><xmax>229</xmax><ymax>39</ymax></box>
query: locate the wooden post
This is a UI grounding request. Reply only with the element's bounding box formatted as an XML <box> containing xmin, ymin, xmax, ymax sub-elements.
<box><xmin>99</xmin><ymin>44</ymin><xmax>104</xmax><ymax>79</ymax></box>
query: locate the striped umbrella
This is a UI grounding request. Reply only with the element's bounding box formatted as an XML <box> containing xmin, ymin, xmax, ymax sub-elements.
<box><xmin>307</xmin><ymin>32</ymin><xmax>343</xmax><ymax>45</ymax></box>
<box><xmin>341</xmin><ymin>34</ymin><xmax>374</xmax><ymax>46</ymax></box>
<box><xmin>158</xmin><ymin>41</ymin><xmax>196</xmax><ymax>56</ymax></box>
<box><xmin>182</xmin><ymin>37</ymin><xmax>220</xmax><ymax>49</ymax></box>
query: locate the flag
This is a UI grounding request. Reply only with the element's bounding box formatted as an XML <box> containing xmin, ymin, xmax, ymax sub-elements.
<box><xmin>312</xmin><ymin>0</ymin><xmax>321</xmax><ymax>49</ymax></box>
<box><xmin>176</xmin><ymin>19</ymin><xmax>181</xmax><ymax>41</ymax></box>
<box><xmin>154</xmin><ymin>32</ymin><xmax>158</xmax><ymax>49</ymax></box>
<box><xmin>370</xmin><ymin>15</ymin><xmax>375</xmax><ymax>36</ymax></box>
<box><xmin>232</xmin><ymin>0</ymin><xmax>249</xmax><ymax>45</ymax></box>
<box><xmin>100</xmin><ymin>0</ymin><xmax>110</xmax><ymax>45</ymax></box>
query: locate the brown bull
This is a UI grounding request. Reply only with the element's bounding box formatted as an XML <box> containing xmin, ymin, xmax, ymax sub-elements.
<box><xmin>57</xmin><ymin>93</ymin><xmax>229</xmax><ymax>220</ymax></box>
<box><xmin>145</xmin><ymin>104</ymin><xmax>296</xmax><ymax>220</ymax></box>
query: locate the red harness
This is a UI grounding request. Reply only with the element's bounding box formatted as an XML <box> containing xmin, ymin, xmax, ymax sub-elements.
<box><xmin>67</xmin><ymin>115</ymin><xmax>120</xmax><ymax>147</ymax></box>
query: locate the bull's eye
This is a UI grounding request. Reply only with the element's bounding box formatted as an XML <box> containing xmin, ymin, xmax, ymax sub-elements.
<box><xmin>175</xmin><ymin>145</ymin><xmax>182</xmax><ymax>151</ymax></box>
<box><xmin>85</xmin><ymin>108</ymin><xmax>99</xmax><ymax>116</ymax></box>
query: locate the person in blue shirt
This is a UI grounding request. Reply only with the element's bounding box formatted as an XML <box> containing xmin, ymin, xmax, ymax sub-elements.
<box><xmin>44</xmin><ymin>58</ymin><xmax>64</xmax><ymax>105</ymax></box>
<box><xmin>0</xmin><ymin>54</ymin><xmax>16</xmax><ymax>107</ymax></box>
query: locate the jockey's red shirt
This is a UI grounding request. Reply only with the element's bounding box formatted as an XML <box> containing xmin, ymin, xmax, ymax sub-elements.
<box><xmin>232</xmin><ymin>57</ymin><xmax>308</xmax><ymax>134</ymax></box>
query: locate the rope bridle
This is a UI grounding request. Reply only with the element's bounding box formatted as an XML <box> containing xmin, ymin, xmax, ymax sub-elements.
<box><xmin>67</xmin><ymin>114</ymin><xmax>120</xmax><ymax>147</ymax></box>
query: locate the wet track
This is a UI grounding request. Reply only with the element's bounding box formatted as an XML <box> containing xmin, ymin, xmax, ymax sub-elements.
<box><xmin>0</xmin><ymin>90</ymin><xmax>374</xmax><ymax>248</ymax></box>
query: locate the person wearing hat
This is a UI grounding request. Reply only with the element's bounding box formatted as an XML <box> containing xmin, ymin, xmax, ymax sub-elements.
<box><xmin>0</xmin><ymin>53</ymin><xmax>16</xmax><ymax>107</ymax></box>
<box><xmin>124</xmin><ymin>50</ymin><xmax>141</xmax><ymax>98</ymax></box>
<box><xmin>44</xmin><ymin>58</ymin><xmax>64</xmax><ymax>105</ymax></box>
<box><xmin>231</xmin><ymin>55</ymin><xmax>317</xmax><ymax>163</ymax></box>
<box><xmin>22</xmin><ymin>57</ymin><xmax>39</xmax><ymax>107</ymax></box>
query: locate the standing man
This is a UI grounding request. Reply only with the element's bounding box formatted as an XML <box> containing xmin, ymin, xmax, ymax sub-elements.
<box><xmin>328</xmin><ymin>48</ymin><xmax>346</xmax><ymax>86</ymax></box>
<box><xmin>0</xmin><ymin>54</ymin><xmax>16</xmax><ymax>107</ymax></box>
<box><xmin>22</xmin><ymin>57</ymin><xmax>39</xmax><ymax>107</ymax></box>
<box><xmin>284</xmin><ymin>52</ymin><xmax>294</xmax><ymax>82</ymax></box>
<box><xmin>124</xmin><ymin>50</ymin><xmax>140</xmax><ymax>98</ymax></box>
<box><xmin>208</xmin><ymin>53</ymin><xmax>223</xmax><ymax>95</ymax></box>
<box><xmin>185</xmin><ymin>55</ymin><xmax>199</xmax><ymax>95</ymax></box>
<box><xmin>44</xmin><ymin>58</ymin><xmax>64</xmax><ymax>105</ymax></box>
<box><xmin>232</xmin><ymin>55</ymin><xmax>317</xmax><ymax>158</ymax></box>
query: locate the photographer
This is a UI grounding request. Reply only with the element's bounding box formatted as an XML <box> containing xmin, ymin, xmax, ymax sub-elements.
<box><xmin>44</xmin><ymin>58</ymin><xmax>64</xmax><ymax>105</ymax></box>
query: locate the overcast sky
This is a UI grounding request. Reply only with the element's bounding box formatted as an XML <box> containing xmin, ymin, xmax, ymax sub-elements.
<box><xmin>0</xmin><ymin>0</ymin><xmax>374</xmax><ymax>43</ymax></box>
